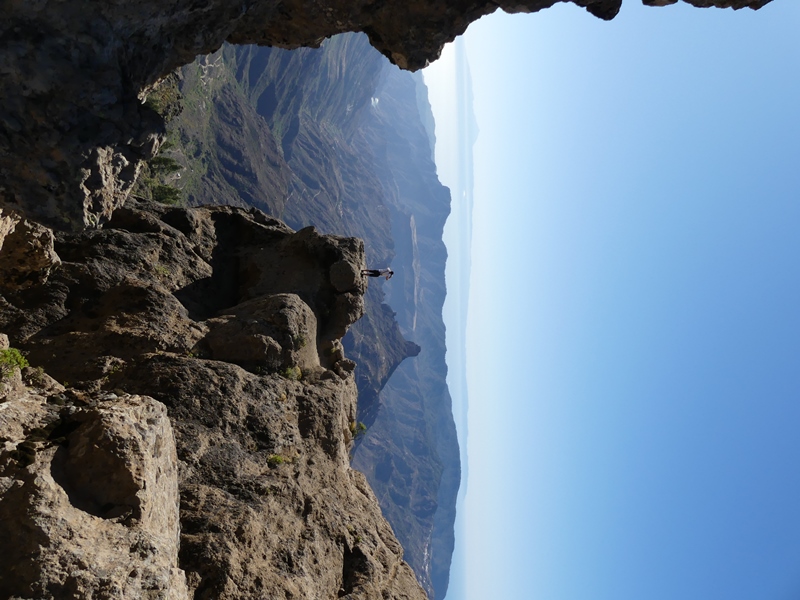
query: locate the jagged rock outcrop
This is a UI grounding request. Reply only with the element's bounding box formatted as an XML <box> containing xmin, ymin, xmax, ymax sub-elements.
<box><xmin>0</xmin><ymin>200</ymin><xmax>426</xmax><ymax>600</ymax></box>
<box><xmin>0</xmin><ymin>373</ymin><xmax>189</xmax><ymax>600</ymax></box>
<box><xmin>0</xmin><ymin>212</ymin><xmax>61</xmax><ymax>292</ymax></box>
<box><xmin>162</xmin><ymin>36</ymin><xmax>455</xmax><ymax>597</ymax></box>
<box><xmin>0</xmin><ymin>0</ymin><xmax>772</xmax><ymax>232</ymax></box>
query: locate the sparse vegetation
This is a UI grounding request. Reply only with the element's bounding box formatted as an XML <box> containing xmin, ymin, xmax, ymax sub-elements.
<box><xmin>349</xmin><ymin>421</ymin><xmax>367</xmax><ymax>440</ymax></box>
<box><xmin>0</xmin><ymin>348</ymin><xmax>29</xmax><ymax>380</ymax></box>
<box><xmin>267</xmin><ymin>454</ymin><xmax>286</xmax><ymax>467</ymax></box>
<box><xmin>143</xmin><ymin>73</ymin><xmax>183</xmax><ymax>123</ymax></box>
<box><xmin>133</xmin><ymin>77</ymin><xmax>186</xmax><ymax>206</ymax></box>
<box><xmin>281</xmin><ymin>366</ymin><xmax>302</xmax><ymax>381</ymax></box>
<box><xmin>149</xmin><ymin>155</ymin><xmax>183</xmax><ymax>175</ymax></box>
<box><xmin>151</xmin><ymin>183</ymin><xmax>183</xmax><ymax>205</ymax></box>
<box><xmin>25</xmin><ymin>365</ymin><xmax>46</xmax><ymax>387</ymax></box>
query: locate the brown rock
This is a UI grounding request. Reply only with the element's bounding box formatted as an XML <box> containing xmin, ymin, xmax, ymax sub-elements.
<box><xmin>0</xmin><ymin>201</ymin><xmax>426</xmax><ymax>600</ymax></box>
<box><xmin>201</xmin><ymin>293</ymin><xmax>320</xmax><ymax>373</ymax></box>
<box><xmin>0</xmin><ymin>208</ymin><xmax>20</xmax><ymax>252</ymax></box>
<box><xmin>0</xmin><ymin>217</ymin><xmax>61</xmax><ymax>292</ymax></box>
<box><xmin>330</xmin><ymin>258</ymin><xmax>362</xmax><ymax>293</ymax></box>
<box><xmin>0</xmin><ymin>385</ymin><xmax>188</xmax><ymax>599</ymax></box>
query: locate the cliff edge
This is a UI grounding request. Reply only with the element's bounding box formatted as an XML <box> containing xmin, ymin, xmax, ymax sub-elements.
<box><xmin>0</xmin><ymin>201</ymin><xmax>426</xmax><ymax>600</ymax></box>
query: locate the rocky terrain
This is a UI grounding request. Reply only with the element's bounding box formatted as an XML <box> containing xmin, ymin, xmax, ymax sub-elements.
<box><xmin>0</xmin><ymin>200</ymin><xmax>427</xmax><ymax>599</ymax></box>
<box><xmin>149</xmin><ymin>36</ymin><xmax>457</xmax><ymax>598</ymax></box>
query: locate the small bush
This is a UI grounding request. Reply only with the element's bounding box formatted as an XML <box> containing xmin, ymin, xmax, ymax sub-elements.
<box><xmin>267</xmin><ymin>454</ymin><xmax>286</xmax><ymax>467</ymax></box>
<box><xmin>349</xmin><ymin>421</ymin><xmax>367</xmax><ymax>440</ymax></box>
<box><xmin>25</xmin><ymin>366</ymin><xmax>46</xmax><ymax>387</ymax></box>
<box><xmin>0</xmin><ymin>348</ymin><xmax>29</xmax><ymax>380</ymax></box>
<box><xmin>143</xmin><ymin>74</ymin><xmax>183</xmax><ymax>122</ymax></box>
<box><xmin>149</xmin><ymin>156</ymin><xmax>183</xmax><ymax>175</ymax></box>
<box><xmin>281</xmin><ymin>366</ymin><xmax>302</xmax><ymax>381</ymax></box>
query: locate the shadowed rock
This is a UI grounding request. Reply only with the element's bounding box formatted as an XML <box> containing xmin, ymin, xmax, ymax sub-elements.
<box><xmin>0</xmin><ymin>0</ymin><xmax>773</xmax><ymax>232</ymax></box>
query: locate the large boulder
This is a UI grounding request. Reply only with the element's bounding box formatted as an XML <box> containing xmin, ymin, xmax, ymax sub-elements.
<box><xmin>200</xmin><ymin>293</ymin><xmax>321</xmax><ymax>374</ymax></box>
<box><xmin>0</xmin><ymin>383</ymin><xmax>188</xmax><ymax>600</ymax></box>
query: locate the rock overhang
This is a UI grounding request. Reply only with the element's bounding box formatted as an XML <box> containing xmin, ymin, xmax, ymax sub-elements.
<box><xmin>0</xmin><ymin>0</ymin><xmax>774</xmax><ymax>233</ymax></box>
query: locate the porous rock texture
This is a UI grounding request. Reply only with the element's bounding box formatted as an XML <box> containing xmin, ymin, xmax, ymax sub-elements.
<box><xmin>0</xmin><ymin>200</ymin><xmax>426</xmax><ymax>600</ymax></box>
<box><xmin>0</xmin><ymin>0</ymin><xmax>773</xmax><ymax>232</ymax></box>
<box><xmin>0</xmin><ymin>378</ymin><xmax>189</xmax><ymax>600</ymax></box>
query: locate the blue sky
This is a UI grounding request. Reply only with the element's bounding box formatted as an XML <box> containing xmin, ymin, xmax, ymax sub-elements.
<box><xmin>424</xmin><ymin>2</ymin><xmax>800</xmax><ymax>599</ymax></box>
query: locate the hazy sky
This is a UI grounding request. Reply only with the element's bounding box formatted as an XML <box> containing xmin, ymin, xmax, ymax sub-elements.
<box><xmin>424</xmin><ymin>2</ymin><xmax>800</xmax><ymax>599</ymax></box>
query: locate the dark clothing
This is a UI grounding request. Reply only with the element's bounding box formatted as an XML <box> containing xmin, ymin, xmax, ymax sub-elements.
<box><xmin>361</xmin><ymin>268</ymin><xmax>393</xmax><ymax>280</ymax></box>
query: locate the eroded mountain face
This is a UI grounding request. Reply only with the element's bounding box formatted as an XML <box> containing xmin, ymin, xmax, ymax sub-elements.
<box><xmin>0</xmin><ymin>201</ymin><xmax>426</xmax><ymax>600</ymax></box>
<box><xmin>0</xmin><ymin>0</ymin><xmax>771</xmax><ymax>233</ymax></box>
<box><xmin>158</xmin><ymin>37</ymin><xmax>457</xmax><ymax>598</ymax></box>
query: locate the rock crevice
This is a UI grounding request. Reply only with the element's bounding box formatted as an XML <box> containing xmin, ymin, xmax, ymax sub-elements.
<box><xmin>0</xmin><ymin>201</ymin><xmax>426</xmax><ymax>599</ymax></box>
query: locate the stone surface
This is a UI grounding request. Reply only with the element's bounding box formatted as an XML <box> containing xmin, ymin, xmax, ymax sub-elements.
<box><xmin>0</xmin><ymin>217</ymin><xmax>61</xmax><ymax>292</ymax></box>
<box><xmin>0</xmin><ymin>208</ymin><xmax>21</xmax><ymax>252</ymax></box>
<box><xmin>201</xmin><ymin>293</ymin><xmax>321</xmax><ymax>373</ymax></box>
<box><xmin>0</xmin><ymin>0</ymin><xmax>774</xmax><ymax>231</ymax></box>
<box><xmin>0</xmin><ymin>201</ymin><xmax>426</xmax><ymax>600</ymax></box>
<box><xmin>162</xmin><ymin>37</ymin><xmax>455</xmax><ymax>598</ymax></box>
<box><xmin>0</xmin><ymin>383</ymin><xmax>188</xmax><ymax>600</ymax></box>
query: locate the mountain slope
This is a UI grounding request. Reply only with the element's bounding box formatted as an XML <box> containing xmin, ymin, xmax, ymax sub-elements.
<box><xmin>157</xmin><ymin>34</ymin><xmax>459</xmax><ymax>599</ymax></box>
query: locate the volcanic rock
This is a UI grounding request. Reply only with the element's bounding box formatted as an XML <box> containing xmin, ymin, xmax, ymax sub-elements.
<box><xmin>0</xmin><ymin>382</ymin><xmax>188</xmax><ymax>600</ymax></box>
<box><xmin>0</xmin><ymin>200</ymin><xmax>425</xmax><ymax>600</ymax></box>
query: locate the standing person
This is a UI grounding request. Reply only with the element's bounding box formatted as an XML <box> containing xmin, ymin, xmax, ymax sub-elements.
<box><xmin>361</xmin><ymin>267</ymin><xmax>394</xmax><ymax>280</ymax></box>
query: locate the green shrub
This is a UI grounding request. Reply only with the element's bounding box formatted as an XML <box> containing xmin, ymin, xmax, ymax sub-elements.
<box><xmin>149</xmin><ymin>156</ymin><xmax>183</xmax><ymax>175</ymax></box>
<box><xmin>0</xmin><ymin>348</ymin><xmax>28</xmax><ymax>380</ymax></box>
<box><xmin>281</xmin><ymin>366</ymin><xmax>302</xmax><ymax>381</ymax></box>
<box><xmin>152</xmin><ymin>184</ymin><xmax>182</xmax><ymax>205</ymax></box>
<box><xmin>143</xmin><ymin>74</ymin><xmax>183</xmax><ymax>122</ymax></box>
<box><xmin>267</xmin><ymin>454</ymin><xmax>286</xmax><ymax>467</ymax></box>
<box><xmin>349</xmin><ymin>421</ymin><xmax>367</xmax><ymax>440</ymax></box>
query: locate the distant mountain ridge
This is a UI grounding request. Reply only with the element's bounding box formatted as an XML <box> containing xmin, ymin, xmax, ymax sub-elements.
<box><xmin>157</xmin><ymin>33</ymin><xmax>460</xmax><ymax>599</ymax></box>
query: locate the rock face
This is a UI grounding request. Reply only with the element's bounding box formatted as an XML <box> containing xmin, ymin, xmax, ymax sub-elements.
<box><xmin>0</xmin><ymin>200</ymin><xmax>426</xmax><ymax>600</ymax></box>
<box><xmin>158</xmin><ymin>36</ymin><xmax>458</xmax><ymax>598</ymax></box>
<box><xmin>0</xmin><ymin>0</ymin><xmax>773</xmax><ymax>232</ymax></box>
<box><xmin>0</xmin><ymin>380</ymin><xmax>188</xmax><ymax>600</ymax></box>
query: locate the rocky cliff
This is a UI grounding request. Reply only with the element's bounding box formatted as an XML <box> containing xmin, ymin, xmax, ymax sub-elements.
<box><xmin>146</xmin><ymin>36</ymin><xmax>458</xmax><ymax>599</ymax></box>
<box><xmin>0</xmin><ymin>200</ymin><xmax>426</xmax><ymax>600</ymax></box>
<box><xmin>0</xmin><ymin>0</ymin><xmax>772</xmax><ymax>236</ymax></box>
